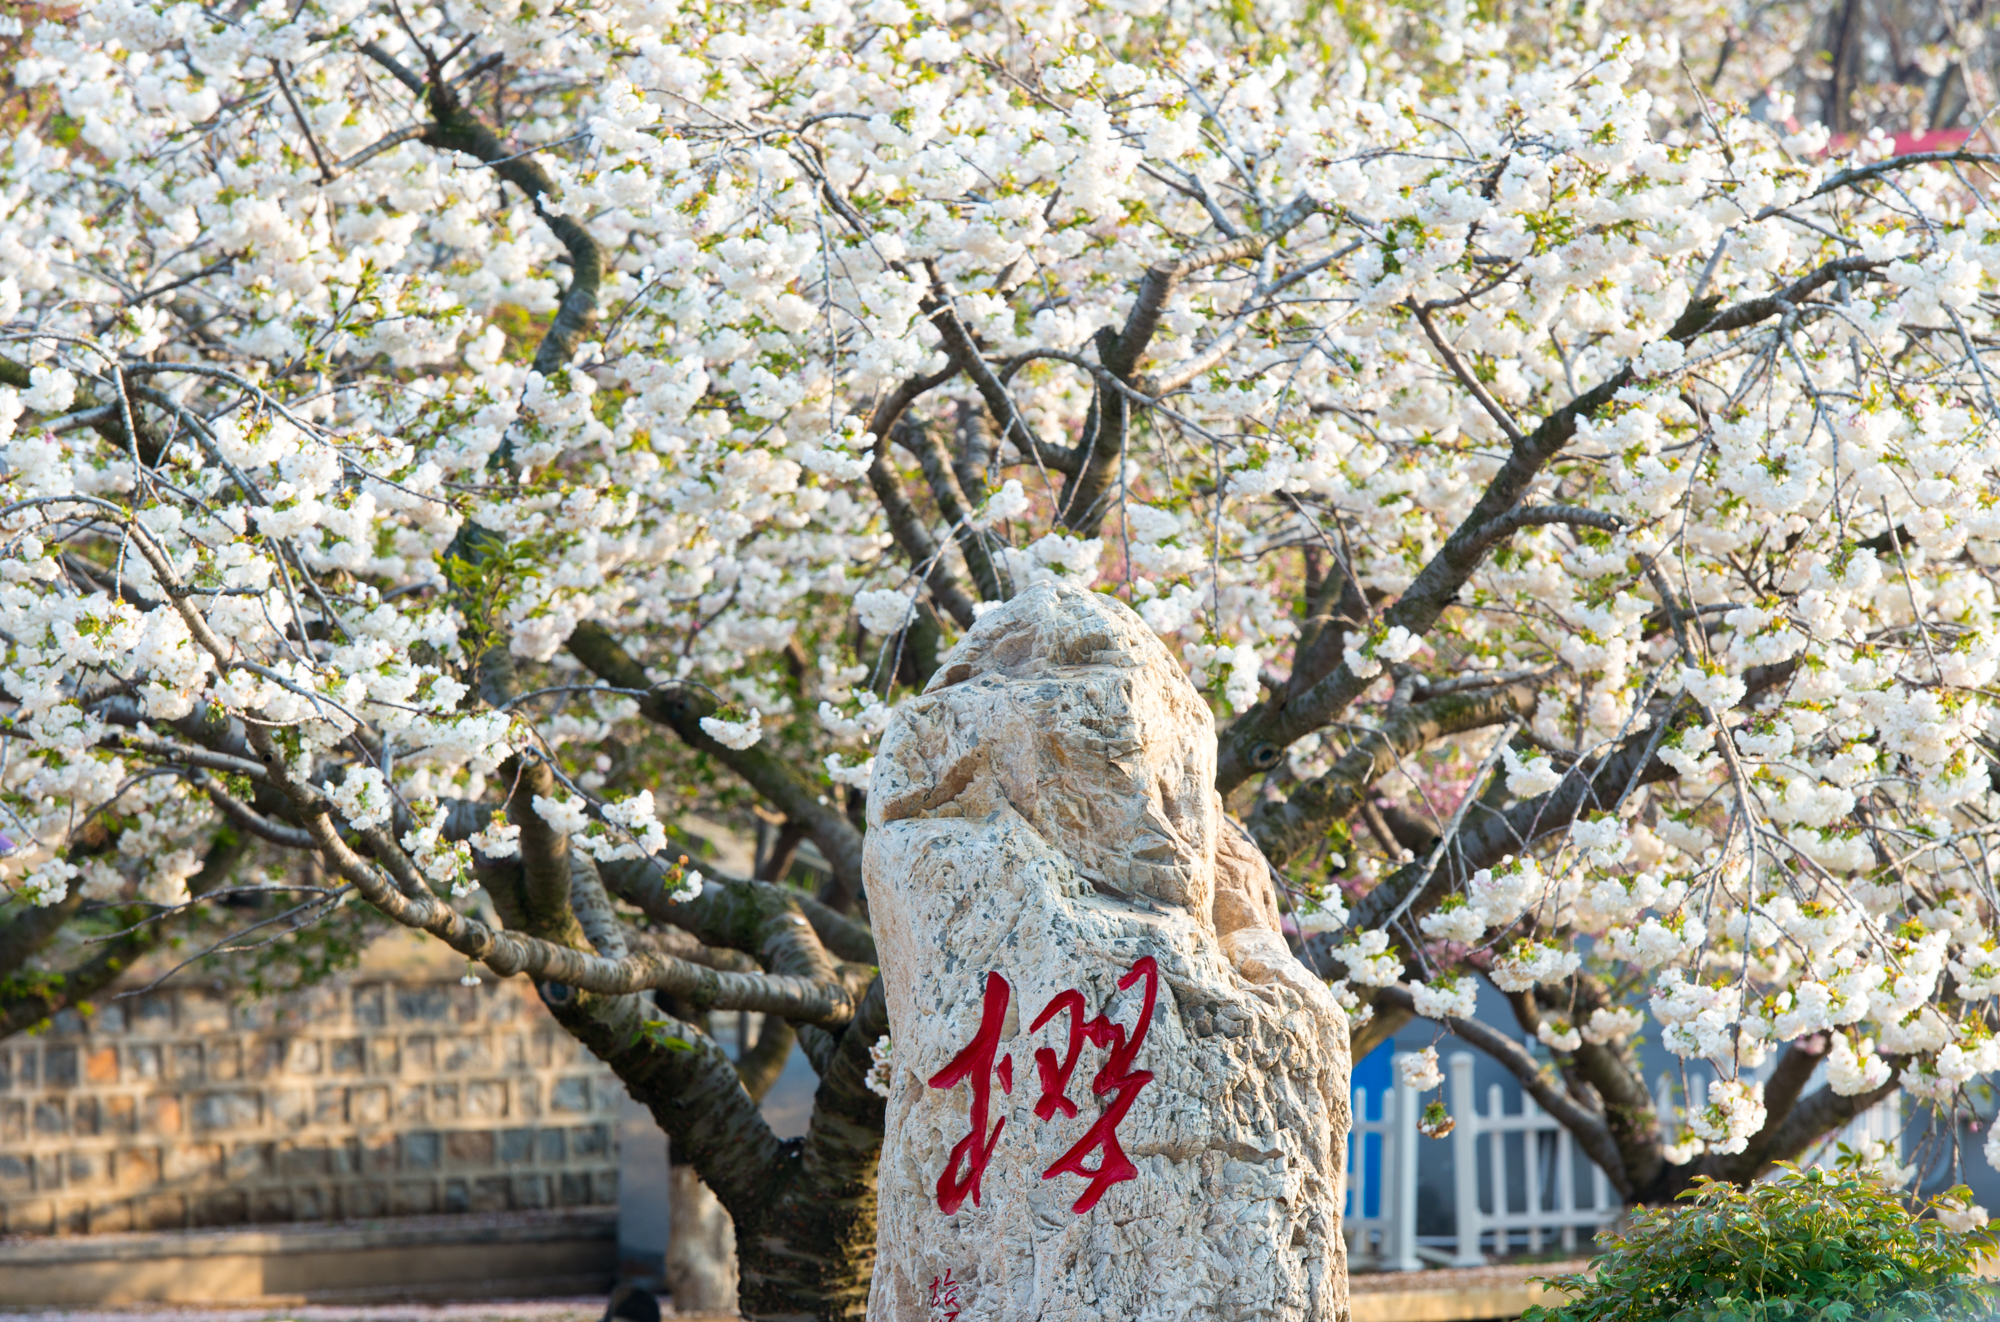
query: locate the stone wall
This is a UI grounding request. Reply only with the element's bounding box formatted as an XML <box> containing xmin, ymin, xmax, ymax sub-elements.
<box><xmin>0</xmin><ymin>964</ymin><xmax>623</xmax><ymax>1236</ymax></box>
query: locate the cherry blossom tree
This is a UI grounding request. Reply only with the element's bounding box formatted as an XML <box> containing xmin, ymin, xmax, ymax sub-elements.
<box><xmin>11</xmin><ymin>0</ymin><xmax>2000</xmax><ymax>1311</ymax></box>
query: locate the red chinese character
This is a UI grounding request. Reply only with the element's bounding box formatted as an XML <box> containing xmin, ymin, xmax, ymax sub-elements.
<box><xmin>1028</xmin><ymin>955</ymin><xmax>1159</xmax><ymax>1213</ymax></box>
<box><xmin>927</xmin><ymin>971</ymin><xmax>1014</xmax><ymax>1214</ymax></box>
<box><xmin>928</xmin><ymin>1268</ymin><xmax>963</xmax><ymax>1320</ymax></box>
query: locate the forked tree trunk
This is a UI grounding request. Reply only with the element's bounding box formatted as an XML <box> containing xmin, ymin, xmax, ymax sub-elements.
<box><xmin>550</xmin><ymin>986</ymin><xmax>886</xmax><ymax>1320</ymax></box>
<box><xmin>863</xmin><ymin>584</ymin><xmax>1353</xmax><ymax>1321</ymax></box>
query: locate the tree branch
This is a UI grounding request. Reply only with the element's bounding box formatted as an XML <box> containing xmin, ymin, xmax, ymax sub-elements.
<box><xmin>566</xmin><ymin>622</ymin><xmax>867</xmax><ymax>894</ymax></box>
<box><xmin>636</xmin><ymin>923</ymin><xmax>760</xmax><ymax>974</ymax></box>
<box><xmin>1248</xmin><ymin>676</ymin><xmax>1542</xmax><ymax>866</ymax></box>
<box><xmin>1694</xmin><ymin>255</ymin><xmax>1885</xmax><ymax>339</ymax></box>
<box><xmin>1339</xmin><ymin>698</ymin><xmax>1690</xmax><ymax>948</ymax></box>
<box><xmin>1468</xmin><ymin>503</ymin><xmax>1623</xmax><ymax>551</ymax></box>
<box><xmin>1408</xmin><ymin>299</ymin><xmax>1526</xmax><ymax>445</ymax></box>
<box><xmin>1703</xmin><ymin>1059</ymin><xmax>1902</xmax><ymax>1186</ymax></box>
<box><xmin>0</xmin><ymin>360</ymin><xmax>169</xmax><ymax>466</ymax></box>
<box><xmin>1105</xmin><ymin>196</ymin><xmax>1318</xmax><ymax>380</ymax></box>
<box><xmin>596</xmin><ymin>857</ymin><xmax>854</xmax><ymax>1006</ymax></box>
<box><xmin>358</xmin><ymin>40</ymin><xmax>428</xmax><ymax>95</ymax></box>
<box><xmin>227</xmin><ymin>712</ymin><xmax>860</xmax><ymax>1022</ymax></box>
<box><xmin>906</xmin><ymin>418</ymin><xmax>1006</xmax><ymax>604</ymax></box>
<box><xmin>1545</xmin><ymin>977</ymin><xmax>1665</xmax><ymax>1195</ymax></box>
<box><xmin>419</xmin><ymin>75</ymin><xmax>600</xmax><ymax>383</ymax></box>
<box><xmin>273</xmin><ymin>62</ymin><xmax>336</xmax><ymax>183</ymax></box>
<box><xmin>506</xmin><ymin>758</ymin><xmax>586</xmax><ymax>945</ymax></box>
<box><xmin>1286</xmin><ymin>545</ymin><xmax>1372</xmax><ymax>708</ymax></box>
<box><xmin>545</xmin><ymin>988</ymin><xmax>788</xmax><ymax>1222</ymax></box>
<box><xmin>773</xmin><ymin>975</ymin><xmax>888</xmax><ymax>1315</ymax></box>
<box><xmin>1219</xmin><ymin>254</ymin><xmax>1874</xmax><ymax>794</ymax></box>
<box><xmin>0</xmin><ymin>890</ymin><xmax>86</xmax><ymax>979</ymax></box>
<box><xmin>1378</xmin><ymin>983</ymin><xmax>1632</xmax><ymax>1198</ymax></box>
<box><xmin>198</xmin><ymin>775</ymin><xmax>316</xmax><ymax>849</ymax></box>
<box><xmin>1215</xmin><ymin>365</ymin><xmax>1634</xmax><ymax>792</ymax></box>
<box><xmin>926</xmin><ymin>293</ymin><xmax>1080</xmax><ymax>476</ymax></box>
<box><xmin>868</xmin><ymin>420</ymin><xmax>980</xmax><ymax>631</ymax></box>
<box><xmin>1762</xmin><ymin>151</ymin><xmax>2000</xmax><ymax>216</ymax></box>
<box><xmin>1056</xmin><ymin>203</ymin><xmax>1319</xmax><ymax>535</ymax></box>
<box><xmin>0</xmin><ymin>836</ymin><xmax>245</xmax><ymax>1037</ymax></box>
<box><xmin>735</xmin><ymin>1010</ymin><xmax>797</xmax><ymax>1102</ymax></box>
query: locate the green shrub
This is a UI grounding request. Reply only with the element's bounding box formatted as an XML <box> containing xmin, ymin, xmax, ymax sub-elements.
<box><xmin>1522</xmin><ymin>1166</ymin><xmax>2000</xmax><ymax>1322</ymax></box>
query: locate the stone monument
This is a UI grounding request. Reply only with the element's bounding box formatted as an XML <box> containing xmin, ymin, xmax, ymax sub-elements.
<box><xmin>865</xmin><ymin>583</ymin><xmax>1352</xmax><ymax>1322</ymax></box>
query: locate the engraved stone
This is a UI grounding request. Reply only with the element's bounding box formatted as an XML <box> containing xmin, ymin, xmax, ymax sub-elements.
<box><xmin>867</xmin><ymin>582</ymin><xmax>1351</xmax><ymax>1322</ymax></box>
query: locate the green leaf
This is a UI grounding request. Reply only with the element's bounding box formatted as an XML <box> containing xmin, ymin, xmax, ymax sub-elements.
<box><xmin>1529</xmin><ymin>1167</ymin><xmax>1999</xmax><ymax>1322</ymax></box>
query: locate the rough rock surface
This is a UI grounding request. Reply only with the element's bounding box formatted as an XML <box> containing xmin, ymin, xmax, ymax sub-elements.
<box><xmin>865</xmin><ymin>583</ymin><xmax>1351</xmax><ymax>1322</ymax></box>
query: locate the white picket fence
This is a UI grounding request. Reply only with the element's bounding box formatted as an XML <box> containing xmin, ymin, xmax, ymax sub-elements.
<box><xmin>1344</xmin><ymin>1050</ymin><xmax>1905</xmax><ymax>1268</ymax></box>
<box><xmin>1344</xmin><ymin>1055</ymin><xmax>1423</xmax><ymax>1271</ymax></box>
<box><xmin>1446</xmin><ymin>1052</ymin><xmax>1623</xmax><ymax>1264</ymax></box>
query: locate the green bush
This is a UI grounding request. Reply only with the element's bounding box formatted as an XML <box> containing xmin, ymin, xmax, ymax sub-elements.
<box><xmin>1522</xmin><ymin>1166</ymin><xmax>2000</xmax><ymax>1322</ymax></box>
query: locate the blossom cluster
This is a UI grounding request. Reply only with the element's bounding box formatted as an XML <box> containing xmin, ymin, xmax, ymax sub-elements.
<box><xmin>1</xmin><ymin>0</ymin><xmax>1998</xmax><ymax>1196</ymax></box>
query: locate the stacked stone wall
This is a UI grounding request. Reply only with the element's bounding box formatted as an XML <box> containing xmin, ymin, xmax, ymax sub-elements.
<box><xmin>0</xmin><ymin>973</ymin><xmax>621</xmax><ymax>1235</ymax></box>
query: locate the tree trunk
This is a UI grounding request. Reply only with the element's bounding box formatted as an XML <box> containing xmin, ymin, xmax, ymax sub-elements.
<box><xmin>546</xmin><ymin>982</ymin><xmax>889</xmax><ymax>1321</ymax></box>
<box><xmin>863</xmin><ymin>583</ymin><xmax>1352</xmax><ymax>1321</ymax></box>
<box><xmin>668</xmin><ymin>1161</ymin><xmax>740</xmax><ymax>1316</ymax></box>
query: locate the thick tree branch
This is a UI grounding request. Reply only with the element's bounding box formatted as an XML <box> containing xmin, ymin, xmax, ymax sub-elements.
<box><xmin>209</xmin><ymin>700</ymin><xmax>860</xmax><ymax>1024</ymax></box>
<box><xmin>637</xmin><ymin>923</ymin><xmax>760</xmax><ymax>974</ymax></box>
<box><xmin>1104</xmin><ymin>196</ymin><xmax>1319</xmax><ymax>381</ymax></box>
<box><xmin>420</xmin><ymin>75</ymin><xmax>600</xmax><ymax>383</ymax></box>
<box><xmin>358</xmin><ymin>40</ymin><xmax>428</xmax><ymax>95</ymax></box>
<box><xmin>926</xmin><ymin>289</ymin><xmax>1080</xmax><ymax>478</ymax></box>
<box><xmin>597</xmin><ymin>856</ymin><xmax>855</xmax><ymax>1005</ymax></box>
<box><xmin>756</xmin><ymin>820</ymin><xmax>806</xmax><ymax>883</ymax></box>
<box><xmin>868</xmin><ymin>422</ymin><xmax>980</xmax><ymax>631</ymax></box>
<box><xmin>906</xmin><ymin>418</ymin><xmax>1006</xmax><ymax>604</ymax></box>
<box><xmin>770</xmin><ymin>975</ymin><xmax>889</xmax><ymax>1315</ymax></box>
<box><xmin>1542</xmin><ymin>977</ymin><xmax>1665</xmax><ymax>1195</ymax></box>
<box><xmin>1287</xmin><ymin>546</ymin><xmax>1371</xmax><ymax>707</ymax></box>
<box><xmin>505</xmin><ymin>758</ymin><xmax>586</xmax><ymax>945</ymax></box>
<box><xmin>1219</xmin><ymin>256</ymin><xmax>1872</xmax><ymax>794</ymax></box>
<box><xmin>950</xmin><ymin>401</ymin><xmax>993</xmax><ymax>508</ymax></box>
<box><xmin>795</xmin><ymin>892</ymin><xmax>878</xmax><ymax>964</ymax></box>
<box><xmin>1058</xmin><ymin>202</ymin><xmax>1319</xmax><ymax>535</ymax></box>
<box><xmin>566</xmin><ymin>622</ymin><xmax>866</xmax><ymax>893</ymax></box>
<box><xmin>1702</xmin><ymin>1061</ymin><xmax>1903</xmax><ymax>1188</ymax></box>
<box><xmin>1248</xmin><ymin>677</ymin><xmax>1541</xmax><ymax>866</ymax></box>
<box><xmin>199</xmin><ymin>776</ymin><xmax>316</xmax><ymax>849</ymax></box>
<box><xmin>1</xmin><ymin>940</ymin><xmax>141</xmax><ymax>1038</ymax></box>
<box><xmin>1468</xmin><ymin>503</ymin><xmax>1623</xmax><ymax>550</ymax></box>
<box><xmin>735</xmin><ymin>1010</ymin><xmax>797</xmax><ymax>1102</ymax></box>
<box><xmin>567</xmin><ymin>853</ymin><xmax>628</xmax><ymax>959</ymax></box>
<box><xmin>606</xmin><ymin>855</ymin><xmax>878</xmax><ymax>968</ymax></box>
<box><xmin>1216</xmin><ymin>367</ymin><xmax>1633</xmax><ymax>792</ymax></box>
<box><xmin>1694</xmin><ymin>255</ymin><xmax>1885</xmax><ymax>339</ymax></box>
<box><xmin>857</xmin><ymin>363</ymin><xmax>982</xmax><ymax>629</ymax></box>
<box><xmin>1339</xmin><ymin>699</ymin><xmax>1690</xmax><ymax>947</ymax></box>
<box><xmin>547</xmin><ymin>989</ymin><xmax>789</xmax><ymax>1226</ymax></box>
<box><xmin>1056</xmin><ymin>327</ymin><xmax>1130</xmax><ymax>536</ymax></box>
<box><xmin>1378</xmin><ymin>983</ymin><xmax>1633</xmax><ymax>1198</ymax></box>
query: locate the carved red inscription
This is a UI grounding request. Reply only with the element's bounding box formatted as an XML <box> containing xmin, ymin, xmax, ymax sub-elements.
<box><xmin>928</xmin><ymin>957</ymin><xmax>1161</xmax><ymax>1216</ymax></box>
<box><xmin>928</xmin><ymin>1268</ymin><xmax>963</xmax><ymax>1320</ymax></box>
<box><xmin>926</xmin><ymin>971</ymin><xmax>1014</xmax><ymax>1214</ymax></box>
<box><xmin>1030</xmin><ymin>955</ymin><xmax>1159</xmax><ymax>1212</ymax></box>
